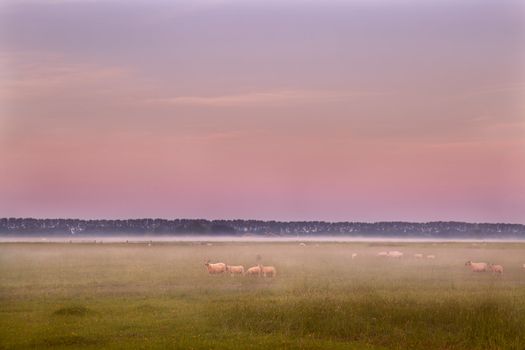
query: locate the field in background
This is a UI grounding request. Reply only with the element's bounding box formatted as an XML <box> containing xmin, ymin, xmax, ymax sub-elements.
<box><xmin>1</xmin><ymin>242</ymin><xmax>525</xmax><ymax>349</ymax></box>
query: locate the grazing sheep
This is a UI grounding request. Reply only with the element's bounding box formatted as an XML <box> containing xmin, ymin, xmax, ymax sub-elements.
<box><xmin>246</xmin><ymin>265</ymin><xmax>262</xmax><ymax>276</ymax></box>
<box><xmin>414</xmin><ymin>253</ymin><xmax>424</xmax><ymax>259</ymax></box>
<box><xmin>387</xmin><ymin>251</ymin><xmax>403</xmax><ymax>258</ymax></box>
<box><xmin>260</xmin><ymin>265</ymin><xmax>277</xmax><ymax>278</ymax></box>
<box><xmin>299</xmin><ymin>243</ymin><xmax>306</xmax><ymax>247</ymax></box>
<box><xmin>522</xmin><ymin>263</ymin><xmax>525</xmax><ymax>270</ymax></box>
<box><xmin>426</xmin><ymin>255</ymin><xmax>436</xmax><ymax>259</ymax></box>
<box><xmin>465</xmin><ymin>261</ymin><xmax>488</xmax><ymax>272</ymax></box>
<box><xmin>377</xmin><ymin>252</ymin><xmax>388</xmax><ymax>257</ymax></box>
<box><xmin>351</xmin><ymin>253</ymin><xmax>357</xmax><ymax>259</ymax></box>
<box><xmin>204</xmin><ymin>260</ymin><xmax>226</xmax><ymax>274</ymax></box>
<box><xmin>226</xmin><ymin>265</ymin><xmax>245</xmax><ymax>276</ymax></box>
<box><xmin>489</xmin><ymin>264</ymin><xmax>504</xmax><ymax>274</ymax></box>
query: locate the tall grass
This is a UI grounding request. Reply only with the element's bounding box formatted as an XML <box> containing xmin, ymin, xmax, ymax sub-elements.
<box><xmin>211</xmin><ymin>294</ymin><xmax>525</xmax><ymax>349</ymax></box>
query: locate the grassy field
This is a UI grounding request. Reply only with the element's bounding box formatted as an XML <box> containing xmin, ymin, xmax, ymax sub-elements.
<box><xmin>1</xmin><ymin>241</ymin><xmax>525</xmax><ymax>349</ymax></box>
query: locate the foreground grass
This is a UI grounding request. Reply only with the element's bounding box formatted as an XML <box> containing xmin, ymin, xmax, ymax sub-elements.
<box><xmin>1</xmin><ymin>242</ymin><xmax>525</xmax><ymax>349</ymax></box>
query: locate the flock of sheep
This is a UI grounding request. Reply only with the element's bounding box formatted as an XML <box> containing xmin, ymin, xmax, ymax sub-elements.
<box><xmin>204</xmin><ymin>247</ymin><xmax>525</xmax><ymax>277</ymax></box>
<box><xmin>376</xmin><ymin>250</ymin><xmax>512</xmax><ymax>274</ymax></box>
<box><xmin>376</xmin><ymin>251</ymin><xmax>435</xmax><ymax>259</ymax></box>
<box><xmin>464</xmin><ymin>261</ymin><xmax>505</xmax><ymax>273</ymax></box>
<box><xmin>204</xmin><ymin>260</ymin><xmax>276</xmax><ymax>277</ymax></box>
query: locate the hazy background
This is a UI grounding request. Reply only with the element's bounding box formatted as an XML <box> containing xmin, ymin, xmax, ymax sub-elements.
<box><xmin>1</xmin><ymin>0</ymin><xmax>524</xmax><ymax>222</ymax></box>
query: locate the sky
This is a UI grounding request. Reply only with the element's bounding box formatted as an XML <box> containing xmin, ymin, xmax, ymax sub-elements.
<box><xmin>1</xmin><ymin>0</ymin><xmax>524</xmax><ymax>223</ymax></box>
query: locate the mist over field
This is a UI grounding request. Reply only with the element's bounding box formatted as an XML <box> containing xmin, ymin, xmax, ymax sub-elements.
<box><xmin>3</xmin><ymin>235</ymin><xmax>525</xmax><ymax>244</ymax></box>
<box><xmin>2</xmin><ymin>241</ymin><xmax>525</xmax><ymax>349</ymax></box>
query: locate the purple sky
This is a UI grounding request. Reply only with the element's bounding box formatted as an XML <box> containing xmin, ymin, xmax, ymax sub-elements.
<box><xmin>1</xmin><ymin>0</ymin><xmax>524</xmax><ymax>222</ymax></box>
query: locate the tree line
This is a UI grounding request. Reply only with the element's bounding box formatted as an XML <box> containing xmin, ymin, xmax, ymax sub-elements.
<box><xmin>1</xmin><ymin>218</ymin><xmax>524</xmax><ymax>238</ymax></box>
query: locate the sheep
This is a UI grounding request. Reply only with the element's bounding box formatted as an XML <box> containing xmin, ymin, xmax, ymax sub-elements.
<box><xmin>426</xmin><ymin>255</ymin><xmax>436</xmax><ymax>259</ymax></box>
<box><xmin>489</xmin><ymin>264</ymin><xmax>504</xmax><ymax>274</ymax></box>
<box><xmin>377</xmin><ymin>251</ymin><xmax>388</xmax><ymax>257</ymax></box>
<box><xmin>351</xmin><ymin>253</ymin><xmax>358</xmax><ymax>259</ymax></box>
<box><xmin>387</xmin><ymin>251</ymin><xmax>403</xmax><ymax>258</ymax></box>
<box><xmin>260</xmin><ymin>264</ymin><xmax>277</xmax><ymax>278</ymax></box>
<box><xmin>522</xmin><ymin>263</ymin><xmax>525</xmax><ymax>270</ymax></box>
<box><xmin>465</xmin><ymin>261</ymin><xmax>488</xmax><ymax>272</ymax></box>
<box><xmin>246</xmin><ymin>265</ymin><xmax>262</xmax><ymax>276</ymax></box>
<box><xmin>204</xmin><ymin>260</ymin><xmax>226</xmax><ymax>274</ymax></box>
<box><xmin>414</xmin><ymin>253</ymin><xmax>424</xmax><ymax>259</ymax></box>
<box><xmin>299</xmin><ymin>243</ymin><xmax>306</xmax><ymax>247</ymax></box>
<box><xmin>226</xmin><ymin>265</ymin><xmax>245</xmax><ymax>276</ymax></box>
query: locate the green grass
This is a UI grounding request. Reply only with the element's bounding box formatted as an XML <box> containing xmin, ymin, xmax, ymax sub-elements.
<box><xmin>1</xmin><ymin>242</ymin><xmax>525</xmax><ymax>349</ymax></box>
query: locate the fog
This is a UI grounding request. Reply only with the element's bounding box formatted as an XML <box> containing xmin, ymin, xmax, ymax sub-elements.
<box><xmin>2</xmin><ymin>235</ymin><xmax>525</xmax><ymax>243</ymax></box>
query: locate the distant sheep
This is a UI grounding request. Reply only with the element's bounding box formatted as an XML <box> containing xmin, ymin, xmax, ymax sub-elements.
<box><xmin>489</xmin><ymin>264</ymin><xmax>504</xmax><ymax>274</ymax></box>
<box><xmin>246</xmin><ymin>265</ymin><xmax>262</xmax><ymax>276</ymax></box>
<box><xmin>351</xmin><ymin>253</ymin><xmax>357</xmax><ymax>259</ymax></box>
<box><xmin>426</xmin><ymin>255</ymin><xmax>436</xmax><ymax>259</ymax></box>
<box><xmin>377</xmin><ymin>252</ymin><xmax>388</xmax><ymax>257</ymax></box>
<box><xmin>204</xmin><ymin>260</ymin><xmax>226</xmax><ymax>274</ymax></box>
<box><xmin>414</xmin><ymin>253</ymin><xmax>424</xmax><ymax>259</ymax></box>
<box><xmin>226</xmin><ymin>265</ymin><xmax>245</xmax><ymax>276</ymax></box>
<box><xmin>299</xmin><ymin>243</ymin><xmax>306</xmax><ymax>247</ymax></box>
<box><xmin>260</xmin><ymin>265</ymin><xmax>277</xmax><ymax>278</ymax></box>
<box><xmin>387</xmin><ymin>251</ymin><xmax>403</xmax><ymax>258</ymax></box>
<box><xmin>465</xmin><ymin>261</ymin><xmax>488</xmax><ymax>272</ymax></box>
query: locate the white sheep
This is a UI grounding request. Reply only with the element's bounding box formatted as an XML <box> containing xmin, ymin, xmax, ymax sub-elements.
<box><xmin>464</xmin><ymin>261</ymin><xmax>488</xmax><ymax>272</ymax></box>
<box><xmin>426</xmin><ymin>255</ymin><xmax>436</xmax><ymax>259</ymax></box>
<box><xmin>489</xmin><ymin>264</ymin><xmax>504</xmax><ymax>274</ymax></box>
<box><xmin>204</xmin><ymin>260</ymin><xmax>226</xmax><ymax>274</ymax></box>
<box><xmin>377</xmin><ymin>251</ymin><xmax>388</xmax><ymax>257</ymax></box>
<box><xmin>226</xmin><ymin>265</ymin><xmax>245</xmax><ymax>276</ymax></box>
<box><xmin>351</xmin><ymin>253</ymin><xmax>357</xmax><ymax>259</ymax></box>
<box><xmin>260</xmin><ymin>264</ymin><xmax>277</xmax><ymax>278</ymax></box>
<box><xmin>387</xmin><ymin>251</ymin><xmax>403</xmax><ymax>258</ymax></box>
<box><xmin>414</xmin><ymin>253</ymin><xmax>424</xmax><ymax>259</ymax></box>
<box><xmin>246</xmin><ymin>265</ymin><xmax>262</xmax><ymax>276</ymax></box>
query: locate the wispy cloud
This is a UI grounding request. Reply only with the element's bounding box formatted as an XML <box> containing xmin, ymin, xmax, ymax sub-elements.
<box><xmin>460</xmin><ymin>83</ymin><xmax>525</xmax><ymax>98</ymax></box>
<box><xmin>145</xmin><ymin>89</ymin><xmax>379</xmax><ymax>107</ymax></box>
<box><xmin>0</xmin><ymin>51</ymin><xmax>137</xmax><ymax>101</ymax></box>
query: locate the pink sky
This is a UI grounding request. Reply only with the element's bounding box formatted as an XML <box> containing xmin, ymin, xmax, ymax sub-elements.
<box><xmin>1</xmin><ymin>0</ymin><xmax>524</xmax><ymax>222</ymax></box>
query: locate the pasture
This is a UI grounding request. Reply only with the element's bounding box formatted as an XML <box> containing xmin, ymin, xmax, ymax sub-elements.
<box><xmin>1</xmin><ymin>241</ymin><xmax>525</xmax><ymax>349</ymax></box>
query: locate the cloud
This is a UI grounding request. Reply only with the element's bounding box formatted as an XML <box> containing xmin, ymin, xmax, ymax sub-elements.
<box><xmin>145</xmin><ymin>89</ymin><xmax>378</xmax><ymax>107</ymax></box>
<box><xmin>0</xmin><ymin>51</ymin><xmax>380</xmax><ymax>109</ymax></box>
<box><xmin>459</xmin><ymin>83</ymin><xmax>525</xmax><ymax>98</ymax></box>
<box><xmin>0</xmin><ymin>51</ymin><xmax>138</xmax><ymax>102</ymax></box>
